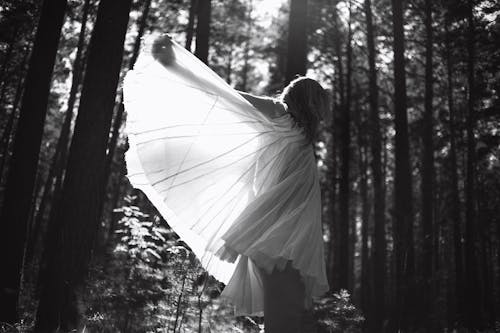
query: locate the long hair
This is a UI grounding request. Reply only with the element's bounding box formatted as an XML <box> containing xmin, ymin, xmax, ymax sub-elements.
<box><xmin>279</xmin><ymin>76</ymin><xmax>330</xmax><ymax>143</ymax></box>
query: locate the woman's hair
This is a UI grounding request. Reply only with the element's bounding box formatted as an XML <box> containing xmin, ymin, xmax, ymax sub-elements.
<box><xmin>279</xmin><ymin>76</ymin><xmax>330</xmax><ymax>142</ymax></box>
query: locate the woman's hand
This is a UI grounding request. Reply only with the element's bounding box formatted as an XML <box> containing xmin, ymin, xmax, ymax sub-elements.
<box><xmin>152</xmin><ymin>34</ymin><xmax>176</xmax><ymax>67</ymax></box>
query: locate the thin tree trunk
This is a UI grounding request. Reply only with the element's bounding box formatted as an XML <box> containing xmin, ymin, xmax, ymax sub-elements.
<box><xmin>339</xmin><ymin>0</ymin><xmax>352</xmax><ymax>292</ymax></box>
<box><xmin>0</xmin><ymin>0</ymin><xmax>67</xmax><ymax>323</ymax></box>
<box><xmin>240</xmin><ymin>0</ymin><xmax>253</xmax><ymax>91</ymax></box>
<box><xmin>444</xmin><ymin>15</ymin><xmax>464</xmax><ymax>327</ymax></box>
<box><xmin>34</xmin><ymin>0</ymin><xmax>132</xmax><ymax>329</ymax></box>
<box><xmin>364</xmin><ymin>0</ymin><xmax>386</xmax><ymax>329</ymax></box>
<box><xmin>0</xmin><ymin>28</ymin><xmax>19</xmax><ymax>105</ymax></box>
<box><xmin>174</xmin><ymin>272</ymin><xmax>188</xmax><ymax>333</ymax></box>
<box><xmin>0</xmin><ymin>46</ymin><xmax>30</xmax><ymax>184</ymax></box>
<box><xmin>356</xmin><ymin>88</ymin><xmax>370</xmax><ymax>319</ymax></box>
<box><xmin>185</xmin><ymin>0</ymin><xmax>198</xmax><ymax>51</ymax></box>
<box><xmin>328</xmin><ymin>123</ymin><xmax>339</xmax><ymax>289</ymax></box>
<box><xmin>285</xmin><ymin>0</ymin><xmax>308</xmax><ymax>84</ymax></box>
<box><xmin>390</xmin><ymin>0</ymin><xmax>415</xmax><ymax>330</ymax></box>
<box><xmin>421</xmin><ymin>0</ymin><xmax>434</xmax><ymax>329</ymax></box>
<box><xmin>195</xmin><ymin>0</ymin><xmax>211</xmax><ymax>64</ymax></box>
<box><xmin>464</xmin><ymin>0</ymin><xmax>482</xmax><ymax>329</ymax></box>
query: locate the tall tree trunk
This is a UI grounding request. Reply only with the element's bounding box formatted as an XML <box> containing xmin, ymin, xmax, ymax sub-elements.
<box><xmin>0</xmin><ymin>33</ymin><xmax>17</xmax><ymax>107</ymax></box>
<box><xmin>128</xmin><ymin>0</ymin><xmax>151</xmax><ymax>70</ymax></box>
<box><xmin>328</xmin><ymin>123</ymin><xmax>339</xmax><ymax>289</ymax></box>
<box><xmin>356</xmin><ymin>88</ymin><xmax>370</xmax><ymax>320</ymax></box>
<box><xmin>100</xmin><ymin>0</ymin><xmax>151</xmax><ymax>237</ymax></box>
<box><xmin>421</xmin><ymin>0</ymin><xmax>435</xmax><ymax>329</ymax></box>
<box><xmin>285</xmin><ymin>0</ymin><xmax>308</xmax><ymax>84</ymax></box>
<box><xmin>240</xmin><ymin>0</ymin><xmax>253</xmax><ymax>91</ymax></box>
<box><xmin>464</xmin><ymin>0</ymin><xmax>482</xmax><ymax>329</ymax></box>
<box><xmin>34</xmin><ymin>0</ymin><xmax>132</xmax><ymax>330</ymax></box>
<box><xmin>26</xmin><ymin>0</ymin><xmax>91</xmax><ymax>264</ymax></box>
<box><xmin>195</xmin><ymin>0</ymin><xmax>211</xmax><ymax>64</ymax></box>
<box><xmin>364</xmin><ymin>0</ymin><xmax>386</xmax><ymax>329</ymax></box>
<box><xmin>0</xmin><ymin>45</ymin><xmax>30</xmax><ymax>184</ymax></box>
<box><xmin>390</xmin><ymin>0</ymin><xmax>415</xmax><ymax>331</ymax></box>
<box><xmin>185</xmin><ymin>0</ymin><xmax>198</xmax><ymax>51</ymax></box>
<box><xmin>444</xmin><ymin>15</ymin><xmax>464</xmax><ymax>327</ymax></box>
<box><xmin>329</xmin><ymin>0</ymin><xmax>345</xmax><ymax>291</ymax></box>
<box><xmin>0</xmin><ymin>0</ymin><xmax>67</xmax><ymax>323</ymax></box>
<box><xmin>339</xmin><ymin>0</ymin><xmax>352</xmax><ymax>291</ymax></box>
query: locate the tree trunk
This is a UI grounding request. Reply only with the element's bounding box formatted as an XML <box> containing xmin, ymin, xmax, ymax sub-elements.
<box><xmin>0</xmin><ymin>46</ymin><xmax>30</xmax><ymax>184</ymax></box>
<box><xmin>355</xmin><ymin>87</ymin><xmax>370</xmax><ymax>320</ymax></box>
<box><xmin>444</xmin><ymin>14</ymin><xmax>464</xmax><ymax>327</ymax></box>
<box><xmin>339</xmin><ymin>0</ymin><xmax>352</xmax><ymax>291</ymax></box>
<box><xmin>285</xmin><ymin>0</ymin><xmax>308</xmax><ymax>84</ymax></box>
<box><xmin>129</xmin><ymin>0</ymin><xmax>151</xmax><ymax>70</ymax></box>
<box><xmin>185</xmin><ymin>0</ymin><xmax>198</xmax><ymax>51</ymax></box>
<box><xmin>0</xmin><ymin>0</ymin><xmax>67</xmax><ymax>323</ymax></box>
<box><xmin>26</xmin><ymin>0</ymin><xmax>91</xmax><ymax>264</ymax></box>
<box><xmin>240</xmin><ymin>0</ymin><xmax>253</xmax><ymax>92</ymax></box>
<box><xmin>464</xmin><ymin>0</ymin><xmax>482</xmax><ymax>329</ymax></box>
<box><xmin>328</xmin><ymin>123</ymin><xmax>339</xmax><ymax>289</ymax></box>
<box><xmin>195</xmin><ymin>0</ymin><xmax>211</xmax><ymax>64</ymax></box>
<box><xmin>363</xmin><ymin>0</ymin><xmax>386</xmax><ymax>329</ymax></box>
<box><xmin>34</xmin><ymin>0</ymin><xmax>132</xmax><ymax>330</ymax></box>
<box><xmin>100</xmin><ymin>0</ymin><xmax>151</xmax><ymax>237</ymax></box>
<box><xmin>389</xmin><ymin>0</ymin><xmax>415</xmax><ymax>330</ymax></box>
<box><xmin>0</xmin><ymin>33</ymin><xmax>17</xmax><ymax>106</ymax></box>
<box><xmin>329</xmin><ymin>0</ymin><xmax>345</xmax><ymax>291</ymax></box>
<box><xmin>421</xmin><ymin>0</ymin><xmax>434</xmax><ymax>329</ymax></box>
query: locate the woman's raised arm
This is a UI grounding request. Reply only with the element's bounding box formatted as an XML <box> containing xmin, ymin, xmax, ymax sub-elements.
<box><xmin>237</xmin><ymin>91</ymin><xmax>286</xmax><ymax>119</ymax></box>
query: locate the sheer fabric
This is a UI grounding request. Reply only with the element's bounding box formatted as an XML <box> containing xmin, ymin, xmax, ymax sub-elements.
<box><xmin>123</xmin><ymin>35</ymin><xmax>328</xmax><ymax>315</ymax></box>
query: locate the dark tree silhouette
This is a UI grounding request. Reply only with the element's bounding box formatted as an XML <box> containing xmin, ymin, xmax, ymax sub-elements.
<box><xmin>34</xmin><ymin>0</ymin><xmax>132</xmax><ymax>330</ymax></box>
<box><xmin>363</xmin><ymin>0</ymin><xmax>386</xmax><ymax>330</ymax></box>
<box><xmin>0</xmin><ymin>0</ymin><xmax>67</xmax><ymax>323</ymax></box>
<box><xmin>185</xmin><ymin>0</ymin><xmax>198</xmax><ymax>51</ymax></box>
<box><xmin>421</xmin><ymin>0</ymin><xmax>435</xmax><ymax>328</ymax></box>
<box><xmin>464</xmin><ymin>0</ymin><xmax>482</xmax><ymax>329</ymax></box>
<box><xmin>195</xmin><ymin>0</ymin><xmax>211</xmax><ymax>64</ymax></box>
<box><xmin>285</xmin><ymin>0</ymin><xmax>308</xmax><ymax>84</ymax></box>
<box><xmin>444</xmin><ymin>13</ymin><xmax>464</xmax><ymax>326</ymax></box>
<box><xmin>390</xmin><ymin>0</ymin><xmax>415</xmax><ymax>330</ymax></box>
<box><xmin>25</xmin><ymin>0</ymin><xmax>92</xmax><ymax>265</ymax></box>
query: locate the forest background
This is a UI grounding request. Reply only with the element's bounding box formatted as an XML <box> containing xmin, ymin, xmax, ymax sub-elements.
<box><xmin>0</xmin><ymin>0</ymin><xmax>499</xmax><ymax>332</ymax></box>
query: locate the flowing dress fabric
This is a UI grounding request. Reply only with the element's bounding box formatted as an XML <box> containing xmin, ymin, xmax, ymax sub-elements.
<box><xmin>123</xmin><ymin>36</ymin><xmax>329</xmax><ymax>316</ymax></box>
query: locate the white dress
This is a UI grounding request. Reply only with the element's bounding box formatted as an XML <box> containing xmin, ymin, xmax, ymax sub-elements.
<box><xmin>123</xmin><ymin>35</ymin><xmax>328</xmax><ymax>316</ymax></box>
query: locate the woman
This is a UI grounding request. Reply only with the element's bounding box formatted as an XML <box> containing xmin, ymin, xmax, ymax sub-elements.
<box><xmin>123</xmin><ymin>34</ymin><xmax>329</xmax><ymax>332</ymax></box>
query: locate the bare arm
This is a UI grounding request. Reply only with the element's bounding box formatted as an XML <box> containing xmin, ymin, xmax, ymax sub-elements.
<box><xmin>237</xmin><ymin>91</ymin><xmax>286</xmax><ymax>119</ymax></box>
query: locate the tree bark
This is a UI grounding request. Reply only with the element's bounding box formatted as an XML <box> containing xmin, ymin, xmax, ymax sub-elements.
<box><xmin>363</xmin><ymin>0</ymin><xmax>386</xmax><ymax>329</ymax></box>
<box><xmin>421</xmin><ymin>0</ymin><xmax>434</xmax><ymax>329</ymax></box>
<box><xmin>240</xmin><ymin>0</ymin><xmax>253</xmax><ymax>92</ymax></box>
<box><xmin>355</xmin><ymin>86</ymin><xmax>370</xmax><ymax>320</ymax></box>
<box><xmin>389</xmin><ymin>0</ymin><xmax>415</xmax><ymax>330</ymax></box>
<box><xmin>338</xmin><ymin>0</ymin><xmax>352</xmax><ymax>291</ymax></box>
<box><xmin>0</xmin><ymin>0</ymin><xmax>67</xmax><ymax>323</ymax></box>
<box><xmin>26</xmin><ymin>0</ymin><xmax>91</xmax><ymax>265</ymax></box>
<box><xmin>34</xmin><ymin>0</ymin><xmax>132</xmax><ymax>330</ymax></box>
<box><xmin>444</xmin><ymin>14</ymin><xmax>464</xmax><ymax>327</ymax></box>
<box><xmin>100</xmin><ymin>0</ymin><xmax>151</xmax><ymax>239</ymax></box>
<box><xmin>328</xmin><ymin>0</ymin><xmax>345</xmax><ymax>291</ymax></box>
<box><xmin>285</xmin><ymin>0</ymin><xmax>308</xmax><ymax>84</ymax></box>
<box><xmin>195</xmin><ymin>0</ymin><xmax>211</xmax><ymax>64</ymax></box>
<box><xmin>464</xmin><ymin>0</ymin><xmax>482</xmax><ymax>329</ymax></box>
<box><xmin>185</xmin><ymin>0</ymin><xmax>198</xmax><ymax>51</ymax></box>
